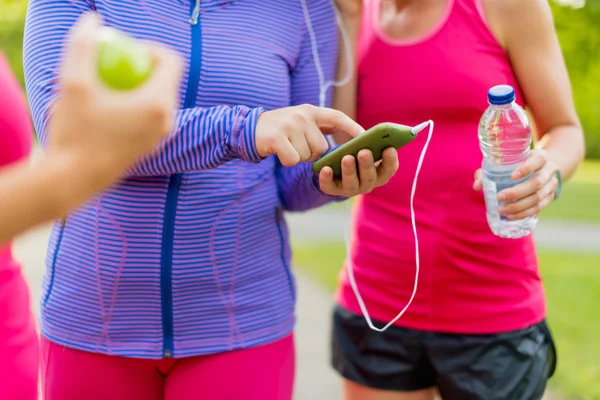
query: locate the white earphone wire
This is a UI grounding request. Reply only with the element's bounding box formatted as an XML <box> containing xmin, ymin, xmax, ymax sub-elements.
<box><xmin>300</xmin><ymin>0</ymin><xmax>434</xmax><ymax>332</ymax></box>
<box><xmin>300</xmin><ymin>0</ymin><xmax>355</xmax><ymax>146</ymax></box>
<box><xmin>345</xmin><ymin>121</ymin><xmax>433</xmax><ymax>332</ymax></box>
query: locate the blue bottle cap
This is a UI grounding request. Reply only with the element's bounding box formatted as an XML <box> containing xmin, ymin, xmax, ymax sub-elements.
<box><xmin>488</xmin><ymin>85</ymin><xmax>515</xmax><ymax>105</ymax></box>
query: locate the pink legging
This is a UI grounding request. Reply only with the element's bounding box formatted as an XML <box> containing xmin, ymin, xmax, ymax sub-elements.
<box><xmin>41</xmin><ymin>334</ymin><xmax>295</xmax><ymax>400</ymax></box>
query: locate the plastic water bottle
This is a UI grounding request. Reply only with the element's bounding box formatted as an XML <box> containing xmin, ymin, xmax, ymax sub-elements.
<box><xmin>478</xmin><ymin>85</ymin><xmax>537</xmax><ymax>239</ymax></box>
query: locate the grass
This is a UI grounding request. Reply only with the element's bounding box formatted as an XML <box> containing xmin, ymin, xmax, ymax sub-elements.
<box><xmin>541</xmin><ymin>252</ymin><xmax>600</xmax><ymax>399</ymax></box>
<box><xmin>331</xmin><ymin>160</ymin><xmax>600</xmax><ymax>223</ymax></box>
<box><xmin>543</xmin><ymin>160</ymin><xmax>600</xmax><ymax>223</ymax></box>
<box><xmin>292</xmin><ymin>241</ymin><xmax>600</xmax><ymax>400</ymax></box>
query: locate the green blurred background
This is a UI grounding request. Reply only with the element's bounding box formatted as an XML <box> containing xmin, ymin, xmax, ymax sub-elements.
<box><xmin>1</xmin><ymin>0</ymin><xmax>599</xmax><ymax>399</ymax></box>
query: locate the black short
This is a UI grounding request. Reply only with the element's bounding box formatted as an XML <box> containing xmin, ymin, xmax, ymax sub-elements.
<box><xmin>331</xmin><ymin>306</ymin><xmax>557</xmax><ymax>400</ymax></box>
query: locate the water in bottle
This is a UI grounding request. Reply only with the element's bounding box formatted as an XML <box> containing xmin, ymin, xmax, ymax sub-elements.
<box><xmin>478</xmin><ymin>85</ymin><xmax>537</xmax><ymax>239</ymax></box>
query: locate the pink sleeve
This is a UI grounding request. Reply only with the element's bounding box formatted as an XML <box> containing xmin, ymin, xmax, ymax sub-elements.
<box><xmin>0</xmin><ymin>53</ymin><xmax>33</xmax><ymax>168</ymax></box>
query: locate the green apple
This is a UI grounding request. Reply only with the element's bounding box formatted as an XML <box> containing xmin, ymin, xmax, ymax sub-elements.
<box><xmin>97</xmin><ymin>27</ymin><xmax>153</xmax><ymax>90</ymax></box>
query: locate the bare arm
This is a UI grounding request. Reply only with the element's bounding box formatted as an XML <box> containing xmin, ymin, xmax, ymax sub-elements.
<box><xmin>0</xmin><ymin>156</ymin><xmax>102</xmax><ymax>244</ymax></box>
<box><xmin>485</xmin><ymin>0</ymin><xmax>585</xmax><ymax>180</ymax></box>
<box><xmin>0</xmin><ymin>13</ymin><xmax>182</xmax><ymax>244</ymax></box>
<box><xmin>474</xmin><ymin>0</ymin><xmax>585</xmax><ymax>220</ymax></box>
<box><xmin>332</xmin><ymin>4</ymin><xmax>362</xmax><ymax>144</ymax></box>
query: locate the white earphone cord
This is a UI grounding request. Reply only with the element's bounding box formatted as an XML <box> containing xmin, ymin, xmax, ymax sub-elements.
<box><xmin>300</xmin><ymin>0</ymin><xmax>355</xmax><ymax>147</ymax></box>
<box><xmin>300</xmin><ymin>0</ymin><xmax>354</xmax><ymax>107</ymax></box>
<box><xmin>300</xmin><ymin>0</ymin><xmax>434</xmax><ymax>332</ymax></box>
<box><xmin>345</xmin><ymin>121</ymin><xmax>433</xmax><ymax>332</ymax></box>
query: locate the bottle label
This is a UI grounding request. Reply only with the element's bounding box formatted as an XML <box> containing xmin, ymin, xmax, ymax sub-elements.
<box><xmin>482</xmin><ymin>176</ymin><xmax>502</xmax><ymax>221</ymax></box>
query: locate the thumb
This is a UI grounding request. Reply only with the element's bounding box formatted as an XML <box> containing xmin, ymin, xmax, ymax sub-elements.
<box><xmin>139</xmin><ymin>45</ymin><xmax>183</xmax><ymax>101</ymax></box>
<box><xmin>473</xmin><ymin>168</ymin><xmax>483</xmax><ymax>191</ymax></box>
<box><xmin>61</xmin><ymin>12</ymin><xmax>102</xmax><ymax>86</ymax></box>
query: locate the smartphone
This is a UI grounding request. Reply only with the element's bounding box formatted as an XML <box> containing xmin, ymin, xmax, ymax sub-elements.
<box><xmin>312</xmin><ymin>122</ymin><xmax>419</xmax><ymax>177</ymax></box>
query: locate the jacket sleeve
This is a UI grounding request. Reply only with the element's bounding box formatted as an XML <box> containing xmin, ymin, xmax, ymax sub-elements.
<box><xmin>275</xmin><ymin>1</ymin><xmax>346</xmax><ymax>212</ymax></box>
<box><xmin>23</xmin><ymin>0</ymin><xmax>265</xmax><ymax>177</ymax></box>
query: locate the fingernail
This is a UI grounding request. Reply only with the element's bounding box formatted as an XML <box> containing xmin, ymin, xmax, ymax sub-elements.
<box><xmin>498</xmin><ymin>193</ymin><xmax>507</xmax><ymax>201</ymax></box>
<box><xmin>498</xmin><ymin>206</ymin><xmax>506</xmax><ymax>213</ymax></box>
<box><xmin>513</xmin><ymin>171</ymin><xmax>522</xmax><ymax>180</ymax></box>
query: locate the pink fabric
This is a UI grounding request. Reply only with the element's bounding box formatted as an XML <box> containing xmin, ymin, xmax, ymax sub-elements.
<box><xmin>41</xmin><ymin>334</ymin><xmax>295</xmax><ymax>400</ymax></box>
<box><xmin>0</xmin><ymin>53</ymin><xmax>37</xmax><ymax>399</ymax></box>
<box><xmin>336</xmin><ymin>0</ymin><xmax>545</xmax><ymax>334</ymax></box>
<box><xmin>0</xmin><ymin>250</ymin><xmax>39</xmax><ymax>400</ymax></box>
<box><xmin>0</xmin><ymin>53</ymin><xmax>33</xmax><ymax>167</ymax></box>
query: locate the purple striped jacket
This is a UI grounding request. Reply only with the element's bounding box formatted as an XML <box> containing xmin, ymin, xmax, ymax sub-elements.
<box><xmin>24</xmin><ymin>0</ymin><xmax>339</xmax><ymax>358</ymax></box>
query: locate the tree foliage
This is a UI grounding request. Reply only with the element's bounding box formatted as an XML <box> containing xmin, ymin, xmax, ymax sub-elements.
<box><xmin>551</xmin><ymin>1</ymin><xmax>600</xmax><ymax>158</ymax></box>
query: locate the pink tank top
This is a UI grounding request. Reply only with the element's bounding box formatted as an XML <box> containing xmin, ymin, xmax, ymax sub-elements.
<box><xmin>0</xmin><ymin>53</ymin><xmax>33</xmax><ymax>269</ymax></box>
<box><xmin>336</xmin><ymin>0</ymin><xmax>545</xmax><ymax>334</ymax></box>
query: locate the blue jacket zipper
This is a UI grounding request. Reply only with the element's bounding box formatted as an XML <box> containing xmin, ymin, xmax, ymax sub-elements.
<box><xmin>160</xmin><ymin>0</ymin><xmax>203</xmax><ymax>358</ymax></box>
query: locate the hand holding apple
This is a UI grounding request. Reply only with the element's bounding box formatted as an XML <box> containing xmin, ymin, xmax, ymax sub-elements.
<box><xmin>97</xmin><ymin>26</ymin><xmax>154</xmax><ymax>90</ymax></box>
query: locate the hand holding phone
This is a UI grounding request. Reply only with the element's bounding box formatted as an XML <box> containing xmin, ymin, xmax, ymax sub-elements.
<box><xmin>312</xmin><ymin>122</ymin><xmax>426</xmax><ymax>177</ymax></box>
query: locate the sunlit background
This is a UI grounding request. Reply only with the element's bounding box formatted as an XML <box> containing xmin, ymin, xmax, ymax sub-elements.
<box><xmin>1</xmin><ymin>1</ymin><xmax>599</xmax><ymax>399</ymax></box>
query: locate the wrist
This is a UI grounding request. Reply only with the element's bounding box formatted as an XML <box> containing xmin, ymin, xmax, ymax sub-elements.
<box><xmin>237</xmin><ymin>107</ymin><xmax>266</xmax><ymax>162</ymax></box>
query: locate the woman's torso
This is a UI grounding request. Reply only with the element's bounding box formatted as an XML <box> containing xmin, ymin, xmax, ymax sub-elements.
<box><xmin>30</xmin><ymin>0</ymin><xmax>337</xmax><ymax>358</ymax></box>
<box><xmin>336</xmin><ymin>0</ymin><xmax>544</xmax><ymax>334</ymax></box>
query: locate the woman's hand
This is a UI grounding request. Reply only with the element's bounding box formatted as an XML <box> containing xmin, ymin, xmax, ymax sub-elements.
<box><xmin>319</xmin><ymin>147</ymin><xmax>398</xmax><ymax>197</ymax></box>
<box><xmin>255</xmin><ymin>104</ymin><xmax>365</xmax><ymax>166</ymax></box>
<box><xmin>256</xmin><ymin>104</ymin><xmax>397</xmax><ymax>197</ymax></box>
<box><xmin>0</xmin><ymin>12</ymin><xmax>183</xmax><ymax>243</ymax></box>
<box><xmin>473</xmin><ymin>149</ymin><xmax>559</xmax><ymax>220</ymax></box>
<box><xmin>47</xmin><ymin>12</ymin><xmax>182</xmax><ymax>190</ymax></box>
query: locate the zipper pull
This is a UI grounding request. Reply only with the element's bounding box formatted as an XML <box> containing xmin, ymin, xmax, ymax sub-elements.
<box><xmin>189</xmin><ymin>0</ymin><xmax>200</xmax><ymax>25</ymax></box>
